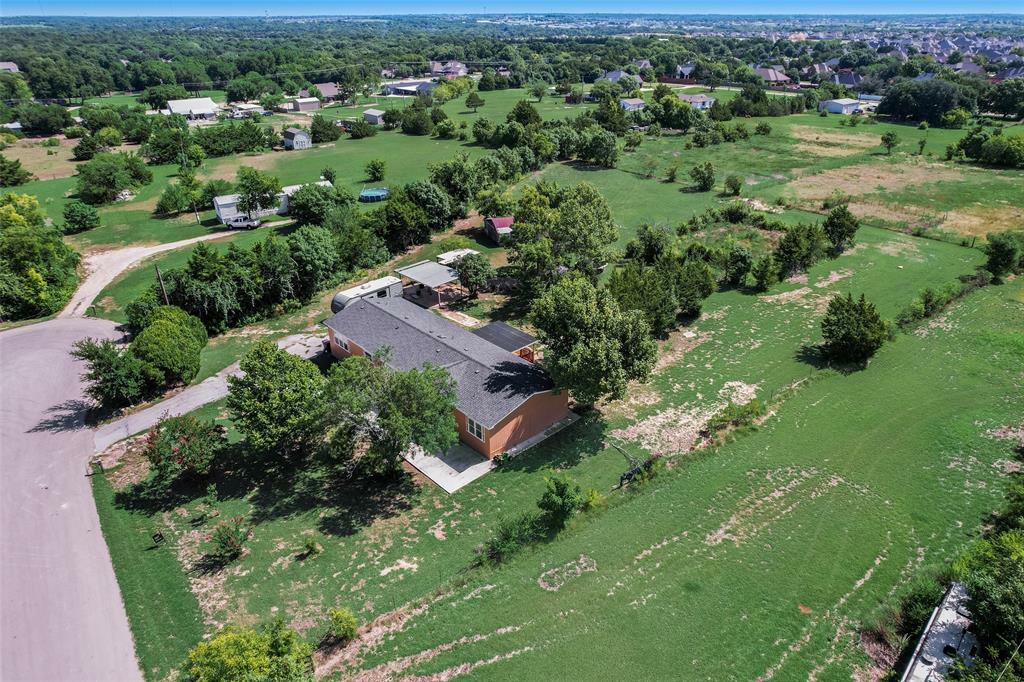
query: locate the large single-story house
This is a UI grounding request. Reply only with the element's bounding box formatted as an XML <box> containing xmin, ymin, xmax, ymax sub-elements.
<box><xmin>383</xmin><ymin>80</ymin><xmax>437</xmax><ymax>96</ymax></box>
<box><xmin>0</xmin><ymin>62</ymin><xmax>19</xmax><ymax>73</ymax></box>
<box><xmin>323</xmin><ymin>296</ymin><xmax>569</xmax><ymax>458</ymax></box>
<box><xmin>166</xmin><ymin>97</ymin><xmax>220</xmax><ymax>120</ymax></box>
<box><xmin>993</xmin><ymin>66</ymin><xmax>1024</xmax><ymax>82</ymax></box>
<box><xmin>283</xmin><ymin>128</ymin><xmax>312</xmax><ymax>150</ymax></box>
<box><xmin>818</xmin><ymin>98</ymin><xmax>861</xmax><ymax>115</ymax></box>
<box><xmin>362</xmin><ymin>108</ymin><xmax>386</xmax><ymax>125</ymax></box>
<box><xmin>484</xmin><ymin>216</ymin><xmax>515</xmax><ymax>243</ymax></box>
<box><xmin>753</xmin><ymin>67</ymin><xmax>791</xmax><ymax>84</ymax></box>
<box><xmin>213</xmin><ymin>180</ymin><xmax>331</xmax><ymax>225</ymax></box>
<box><xmin>619</xmin><ymin>97</ymin><xmax>646</xmax><ymax>111</ymax></box>
<box><xmin>829</xmin><ymin>70</ymin><xmax>863</xmax><ymax>88</ymax></box>
<box><xmin>677</xmin><ymin>93</ymin><xmax>715</xmax><ymax>110</ymax></box>
<box><xmin>293</xmin><ymin>97</ymin><xmax>321</xmax><ymax>112</ymax></box>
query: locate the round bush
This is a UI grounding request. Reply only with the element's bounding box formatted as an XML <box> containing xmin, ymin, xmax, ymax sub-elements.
<box><xmin>327</xmin><ymin>607</ymin><xmax>359</xmax><ymax>643</ymax></box>
<box><xmin>130</xmin><ymin>319</ymin><xmax>202</xmax><ymax>385</ymax></box>
<box><xmin>143</xmin><ymin>305</ymin><xmax>208</xmax><ymax>346</ymax></box>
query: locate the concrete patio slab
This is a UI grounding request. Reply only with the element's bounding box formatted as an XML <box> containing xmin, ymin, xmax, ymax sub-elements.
<box><xmin>404</xmin><ymin>443</ymin><xmax>493</xmax><ymax>494</ymax></box>
<box><xmin>404</xmin><ymin>412</ymin><xmax>580</xmax><ymax>493</ymax></box>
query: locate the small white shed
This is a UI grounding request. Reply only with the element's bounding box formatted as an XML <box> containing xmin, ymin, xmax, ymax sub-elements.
<box><xmin>363</xmin><ymin>108</ymin><xmax>386</xmax><ymax>125</ymax></box>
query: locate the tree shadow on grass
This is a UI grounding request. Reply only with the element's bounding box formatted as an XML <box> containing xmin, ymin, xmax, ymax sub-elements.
<box><xmin>795</xmin><ymin>343</ymin><xmax>866</xmax><ymax>374</ymax></box>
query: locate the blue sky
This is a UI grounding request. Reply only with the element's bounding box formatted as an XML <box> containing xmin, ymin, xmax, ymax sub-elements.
<box><xmin>2</xmin><ymin>1</ymin><xmax>1022</xmax><ymax>15</ymax></box>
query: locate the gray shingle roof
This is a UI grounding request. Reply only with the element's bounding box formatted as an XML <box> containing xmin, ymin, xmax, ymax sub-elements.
<box><xmin>323</xmin><ymin>297</ymin><xmax>554</xmax><ymax>428</ymax></box>
<box><xmin>472</xmin><ymin>321</ymin><xmax>536</xmax><ymax>353</ymax></box>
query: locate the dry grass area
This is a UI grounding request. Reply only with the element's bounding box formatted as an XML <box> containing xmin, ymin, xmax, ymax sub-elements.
<box><xmin>788</xmin><ymin>126</ymin><xmax>881</xmax><ymax>157</ymax></box>
<box><xmin>942</xmin><ymin>203</ymin><xmax>1024</xmax><ymax>237</ymax></box>
<box><xmin>200</xmin><ymin>151</ymin><xmax>281</xmax><ymax>181</ymax></box>
<box><xmin>4</xmin><ymin>137</ymin><xmax>78</xmax><ymax>179</ymax></box>
<box><xmin>789</xmin><ymin>162</ymin><xmax>962</xmax><ymax>203</ymax></box>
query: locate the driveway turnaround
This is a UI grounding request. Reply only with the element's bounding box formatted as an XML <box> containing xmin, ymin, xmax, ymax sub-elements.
<box><xmin>0</xmin><ymin>318</ymin><xmax>142</xmax><ymax>681</ymax></box>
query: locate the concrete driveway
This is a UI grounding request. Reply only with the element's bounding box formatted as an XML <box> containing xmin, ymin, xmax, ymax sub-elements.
<box><xmin>0</xmin><ymin>318</ymin><xmax>142</xmax><ymax>681</ymax></box>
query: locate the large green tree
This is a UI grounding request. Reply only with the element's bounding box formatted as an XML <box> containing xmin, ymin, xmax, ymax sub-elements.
<box><xmin>532</xmin><ymin>273</ymin><xmax>656</xmax><ymax>406</ymax></box>
<box><xmin>227</xmin><ymin>341</ymin><xmax>325</xmax><ymax>453</ymax></box>
<box><xmin>820</xmin><ymin>293</ymin><xmax>888</xmax><ymax>363</ymax></box>
<box><xmin>235</xmin><ymin>166</ymin><xmax>281</xmax><ymax>219</ymax></box>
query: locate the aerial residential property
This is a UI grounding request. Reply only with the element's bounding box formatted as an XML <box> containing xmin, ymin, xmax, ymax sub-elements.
<box><xmin>2</xmin><ymin>9</ymin><xmax>1023</xmax><ymax>682</ymax></box>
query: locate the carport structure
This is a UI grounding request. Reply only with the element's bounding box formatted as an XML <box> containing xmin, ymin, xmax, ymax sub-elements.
<box><xmin>395</xmin><ymin>260</ymin><xmax>462</xmax><ymax>307</ymax></box>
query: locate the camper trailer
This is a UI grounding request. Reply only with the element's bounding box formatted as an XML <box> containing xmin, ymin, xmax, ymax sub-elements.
<box><xmin>330</xmin><ymin>276</ymin><xmax>404</xmax><ymax>313</ymax></box>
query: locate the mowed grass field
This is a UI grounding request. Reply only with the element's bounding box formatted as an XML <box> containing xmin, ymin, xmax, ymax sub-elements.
<box><xmin>92</xmin><ymin>220</ymin><xmax>1023</xmax><ymax>679</ymax></box>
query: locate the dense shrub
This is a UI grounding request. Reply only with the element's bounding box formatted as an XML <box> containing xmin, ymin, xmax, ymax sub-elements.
<box><xmin>130</xmin><ymin>319</ymin><xmax>202</xmax><ymax>385</ymax></box>
<box><xmin>183</xmin><ymin>618</ymin><xmax>311</xmax><ymax>682</ymax></box>
<box><xmin>143</xmin><ymin>414</ymin><xmax>225</xmax><ymax>481</ymax></box>
<box><xmin>481</xmin><ymin>512</ymin><xmax>541</xmax><ymax>566</ymax></box>
<box><xmin>70</xmin><ymin>338</ymin><xmax>160</xmax><ymax>408</ymax></box>
<box><xmin>62</xmin><ymin>200</ymin><xmax>100</xmax><ymax>234</ymax></box>
<box><xmin>326</xmin><ymin>608</ymin><xmax>359</xmax><ymax>643</ymax></box>
<box><xmin>144</xmin><ymin>305</ymin><xmax>209</xmax><ymax>346</ymax></box>
<box><xmin>537</xmin><ymin>475</ymin><xmax>585</xmax><ymax>529</ymax></box>
<box><xmin>0</xmin><ymin>154</ymin><xmax>33</xmax><ymax>187</ymax></box>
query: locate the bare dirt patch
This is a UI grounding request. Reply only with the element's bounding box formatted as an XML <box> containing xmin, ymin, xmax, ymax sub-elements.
<box><xmin>759</xmin><ymin>287</ymin><xmax>813</xmax><ymax>305</ymax></box>
<box><xmin>200</xmin><ymin>151</ymin><xmax>281</xmax><ymax>182</ymax></box>
<box><xmin>537</xmin><ymin>555</ymin><xmax>597</xmax><ymax>592</ymax></box>
<box><xmin>655</xmin><ymin>329</ymin><xmax>710</xmax><ymax>371</ymax></box>
<box><xmin>611</xmin><ymin>404</ymin><xmax>720</xmax><ymax>457</ymax></box>
<box><xmin>788</xmin><ymin>126</ymin><xmax>880</xmax><ymax>157</ymax></box>
<box><xmin>789</xmin><ymin>162</ymin><xmax>961</xmax><ymax>203</ymax></box>
<box><xmin>740</xmin><ymin>197</ymin><xmax>783</xmax><ymax>213</ymax></box>
<box><xmin>989</xmin><ymin>422</ymin><xmax>1024</xmax><ymax>449</ymax></box>
<box><xmin>96</xmin><ymin>433</ymin><xmax>151</xmax><ymax>490</ymax></box>
<box><xmin>815</xmin><ymin>269</ymin><xmax>854</xmax><ymax>288</ymax></box>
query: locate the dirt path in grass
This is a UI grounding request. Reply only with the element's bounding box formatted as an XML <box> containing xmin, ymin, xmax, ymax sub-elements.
<box><xmin>59</xmin><ymin>230</ymin><xmax>240</xmax><ymax>318</ymax></box>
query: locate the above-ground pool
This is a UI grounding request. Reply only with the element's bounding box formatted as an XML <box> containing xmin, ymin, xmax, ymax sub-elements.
<box><xmin>359</xmin><ymin>187</ymin><xmax>390</xmax><ymax>202</ymax></box>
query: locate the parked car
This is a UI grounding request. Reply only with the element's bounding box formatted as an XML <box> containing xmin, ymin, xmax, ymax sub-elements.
<box><xmin>225</xmin><ymin>215</ymin><xmax>261</xmax><ymax>229</ymax></box>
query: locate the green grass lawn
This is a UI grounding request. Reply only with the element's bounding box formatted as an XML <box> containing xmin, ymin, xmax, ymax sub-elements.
<box><xmin>83</xmin><ymin>89</ymin><xmax>227</xmax><ymax>108</ymax></box>
<box><xmin>92</xmin><ymin>221</ymin><xmax>1022</xmax><ymax>680</ymax></box>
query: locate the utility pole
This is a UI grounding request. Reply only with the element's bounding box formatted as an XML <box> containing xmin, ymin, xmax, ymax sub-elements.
<box><xmin>155</xmin><ymin>265</ymin><xmax>170</xmax><ymax>305</ymax></box>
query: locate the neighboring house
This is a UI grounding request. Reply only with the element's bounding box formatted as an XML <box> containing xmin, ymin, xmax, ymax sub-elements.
<box><xmin>293</xmin><ymin>97</ymin><xmax>321</xmax><ymax>112</ymax></box>
<box><xmin>484</xmin><ymin>216</ymin><xmax>515</xmax><ymax>244</ymax></box>
<box><xmin>383</xmin><ymin>80</ymin><xmax>437</xmax><ymax>96</ymax></box>
<box><xmin>677</xmin><ymin>93</ymin><xmax>715</xmax><ymax>110</ymax></box>
<box><xmin>323</xmin><ymin>296</ymin><xmax>570</xmax><ymax>459</ymax></box>
<box><xmin>633</xmin><ymin>59</ymin><xmax>652</xmax><ymax>70</ymax></box>
<box><xmin>954</xmin><ymin>59</ymin><xmax>986</xmax><ymax>76</ymax></box>
<box><xmin>802</xmin><ymin>63</ymin><xmax>833</xmax><ymax>79</ymax></box>
<box><xmin>282</xmin><ymin>127</ymin><xmax>312</xmax><ymax>150</ymax></box>
<box><xmin>330</xmin><ymin>276</ymin><xmax>404</xmax><ymax>313</ymax></box>
<box><xmin>362</xmin><ymin>108</ymin><xmax>386</xmax><ymax>125</ymax></box>
<box><xmin>430</xmin><ymin>60</ymin><xmax>468</xmax><ymax>79</ymax></box>
<box><xmin>915</xmin><ymin>72</ymin><xmax>938</xmax><ymax>81</ymax></box>
<box><xmin>166</xmin><ymin>97</ymin><xmax>219</xmax><ymax>120</ymax></box>
<box><xmin>0</xmin><ymin>61</ymin><xmax>19</xmax><ymax>73</ymax></box>
<box><xmin>303</xmin><ymin>82</ymin><xmax>340</xmax><ymax>100</ymax></box>
<box><xmin>830</xmin><ymin>70</ymin><xmax>863</xmax><ymax>87</ymax></box>
<box><xmin>900</xmin><ymin>582</ymin><xmax>977</xmax><ymax>682</ymax></box>
<box><xmin>994</xmin><ymin>66</ymin><xmax>1024</xmax><ymax>81</ymax></box>
<box><xmin>213</xmin><ymin>180</ymin><xmax>331</xmax><ymax>225</ymax></box>
<box><xmin>619</xmin><ymin>97</ymin><xmax>646</xmax><ymax>111</ymax></box>
<box><xmin>753</xmin><ymin>67</ymin><xmax>791</xmax><ymax>84</ymax></box>
<box><xmin>819</xmin><ymin>98</ymin><xmax>862</xmax><ymax>115</ymax></box>
<box><xmin>601</xmin><ymin>70</ymin><xmax>643</xmax><ymax>85</ymax></box>
<box><xmin>1</xmin><ymin>121</ymin><xmax>23</xmax><ymax>133</ymax></box>
<box><xmin>676</xmin><ymin>63</ymin><xmax>697</xmax><ymax>78</ymax></box>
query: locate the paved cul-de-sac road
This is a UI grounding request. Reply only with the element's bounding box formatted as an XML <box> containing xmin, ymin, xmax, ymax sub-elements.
<box><xmin>1</xmin><ymin>318</ymin><xmax>142</xmax><ymax>681</ymax></box>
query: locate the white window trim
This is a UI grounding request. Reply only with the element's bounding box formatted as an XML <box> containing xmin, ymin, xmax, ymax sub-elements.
<box><xmin>466</xmin><ymin>417</ymin><xmax>485</xmax><ymax>441</ymax></box>
<box><xmin>335</xmin><ymin>334</ymin><xmax>349</xmax><ymax>351</ymax></box>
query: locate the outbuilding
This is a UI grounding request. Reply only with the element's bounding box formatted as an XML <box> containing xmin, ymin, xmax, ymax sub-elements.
<box><xmin>362</xmin><ymin>108</ymin><xmax>386</xmax><ymax>125</ymax></box>
<box><xmin>818</xmin><ymin>98</ymin><xmax>861</xmax><ymax>115</ymax></box>
<box><xmin>292</xmin><ymin>97</ymin><xmax>321</xmax><ymax>112</ymax></box>
<box><xmin>282</xmin><ymin>128</ymin><xmax>312</xmax><ymax>150</ymax></box>
<box><xmin>484</xmin><ymin>216</ymin><xmax>515</xmax><ymax>244</ymax></box>
<box><xmin>619</xmin><ymin>98</ymin><xmax>646</xmax><ymax>111</ymax></box>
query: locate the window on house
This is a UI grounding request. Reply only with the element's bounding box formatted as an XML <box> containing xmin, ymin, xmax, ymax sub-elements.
<box><xmin>336</xmin><ymin>335</ymin><xmax>349</xmax><ymax>351</ymax></box>
<box><xmin>466</xmin><ymin>417</ymin><xmax>484</xmax><ymax>441</ymax></box>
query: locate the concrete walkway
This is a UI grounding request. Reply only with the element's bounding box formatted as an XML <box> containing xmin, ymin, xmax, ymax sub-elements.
<box><xmin>94</xmin><ymin>334</ymin><xmax>324</xmax><ymax>453</ymax></box>
<box><xmin>60</xmin><ymin>231</ymin><xmax>237</xmax><ymax>319</ymax></box>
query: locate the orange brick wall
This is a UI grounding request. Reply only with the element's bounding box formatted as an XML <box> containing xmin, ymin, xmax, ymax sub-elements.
<box><xmin>327</xmin><ymin>329</ymin><xmax>365</xmax><ymax>359</ymax></box>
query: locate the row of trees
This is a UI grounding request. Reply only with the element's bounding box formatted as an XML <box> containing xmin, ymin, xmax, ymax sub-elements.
<box><xmin>949</xmin><ymin>126</ymin><xmax>1024</xmax><ymax>168</ymax></box>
